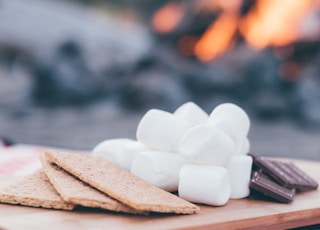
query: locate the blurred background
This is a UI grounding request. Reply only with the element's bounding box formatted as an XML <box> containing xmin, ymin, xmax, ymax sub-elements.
<box><xmin>0</xmin><ymin>0</ymin><xmax>320</xmax><ymax>160</ymax></box>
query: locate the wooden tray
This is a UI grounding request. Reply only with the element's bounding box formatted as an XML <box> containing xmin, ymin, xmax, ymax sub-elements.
<box><xmin>0</xmin><ymin>158</ymin><xmax>319</xmax><ymax>230</ymax></box>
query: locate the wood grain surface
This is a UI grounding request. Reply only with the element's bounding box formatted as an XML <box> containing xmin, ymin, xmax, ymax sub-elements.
<box><xmin>0</xmin><ymin>158</ymin><xmax>319</xmax><ymax>230</ymax></box>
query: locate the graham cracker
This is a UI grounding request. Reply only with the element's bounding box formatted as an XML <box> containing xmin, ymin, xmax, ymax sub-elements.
<box><xmin>40</xmin><ymin>153</ymin><xmax>141</xmax><ymax>214</ymax></box>
<box><xmin>0</xmin><ymin>170</ymin><xmax>74</xmax><ymax>210</ymax></box>
<box><xmin>44</xmin><ymin>151</ymin><xmax>200</xmax><ymax>214</ymax></box>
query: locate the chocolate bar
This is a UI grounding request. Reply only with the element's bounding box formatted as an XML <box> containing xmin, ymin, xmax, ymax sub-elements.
<box><xmin>253</xmin><ymin>158</ymin><xmax>296</xmax><ymax>187</ymax></box>
<box><xmin>248</xmin><ymin>154</ymin><xmax>318</xmax><ymax>203</ymax></box>
<box><xmin>250</xmin><ymin>171</ymin><xmax>296</xmax><ymax>203</ymax></box>
<box><xmin>286</xmin><ymin>162</ymin><xmax>319</xmax><ymax>191</ymax></box>
<box><xmin>253</xmin><ymin>157</ymin><xmax>318</xmax><ymax>191</ymax></box>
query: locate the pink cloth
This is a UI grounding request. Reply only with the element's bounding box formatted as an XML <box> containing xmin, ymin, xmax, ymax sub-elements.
<box><xmin>0</xmin><ymin>144</ymin><xmax>85</xmax><ymax>176</ymax></box>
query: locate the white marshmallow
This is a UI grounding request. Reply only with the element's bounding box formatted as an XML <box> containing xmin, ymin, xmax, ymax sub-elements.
<box><xmin>179</xmin><ymin>164</ymin><xmax>231</xmax><ymax>206</ymax></box>
<box><xmin>136</xmin><ymin>109</ymin><xmax>190</xmax><ymax>152</ymax></box>
<box><xmin>174</xmin><ymin>101</ymin><xmax>209</xmax><ymax>128</ymax></box>
<box><xmin>92</xmin><ymin>138</ymin><xmax>148</xmax><ymax>171</ymax></box>
<box><xmin>208</xmin><ymin>103</ymin><xmax>250</xmax><ymax>151</ymax></box>
<box><xmin>235</xmin><ymin>137</ymin><xmax>250</xmax><ymax>155</ymax></box>
<box><xmin>179</xmin><ymin>124</ymin><xmax>234</xmax><ymax>166</ymax></box>
<box><xmin>227</xmin><ymin>155</ymin><xmax>253</xmax><ymax>199</ymax></box>
<box><xmin>131</xmin><ymin>151</ymin><xmax>186</xmax><ymax>192</ymax></box>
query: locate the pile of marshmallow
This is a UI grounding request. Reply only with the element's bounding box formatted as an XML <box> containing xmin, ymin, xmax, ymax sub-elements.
<box><xmin>92</xmin><ymin>102</ymin><xmax>253</xmax><ymax>206</ymax></box>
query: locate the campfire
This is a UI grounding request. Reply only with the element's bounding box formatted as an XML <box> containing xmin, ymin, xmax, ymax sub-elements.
<box><xmin>0</xmin><ymin>0</ymin><xmax>319</xmax><ymax>128</ymax></box>
<box><xmin>151</xmin><ymin>0</ymin><xmax>320</xmax><ymax>61</ymax></box>
<box><xmin>146</xmin><ymin>0</ymin><xmax>320</xmax><ymax>127</ymax></box>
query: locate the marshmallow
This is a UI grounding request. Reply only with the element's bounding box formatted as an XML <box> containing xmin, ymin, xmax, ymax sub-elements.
<box><xmin>227</xmin><ymin>154</ymin><xmax>253</xmax><ymax>199</ymax></box>
<box><xmin>208</xmin><ymin>103</ymin><xmax>250</xmax><ymax>151</ymax></box>
<box><xmin>174</xmin><ymin>101</ymin><xmax>209</xmax><ymax>128</ymax></box>
<box><xmin>136</xmin><ymin>109</ymin><xmax>190</xmax><ymax>152</ymax></box>
<box><xmin>131</xmin><ymin>151</ymin><xmax>186</xmax><ymax>192</ymax></box>
<box><xmin>235</xmin><ymin>137</ymin><xmax>250</xmax><ymax>155</ymax></box>
<box><xmin>92</xmin><ymin>138</ymin><xmax>148</xmax><ymax>171</ymax></box>
<box><xmin>179</xmin><ymin>164</ymin><xmax>231</xmax><ymax>206</ymax></box>
<box><xmin>179</xmin><ymin>124</ymin><xmax>234</xmax><ymax>166</ymax></box>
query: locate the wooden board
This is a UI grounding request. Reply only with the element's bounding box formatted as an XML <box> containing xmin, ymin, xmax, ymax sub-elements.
<box><xmin>0</xmin><ymin>158</ymin><xmax>319</xmax><ymax>230</ymax></box>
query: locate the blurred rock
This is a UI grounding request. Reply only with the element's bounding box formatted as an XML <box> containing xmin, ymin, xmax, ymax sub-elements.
<box><xmin>0</xmin><ymin>0</ymin><xmax>152</xmax><ymax>66</ymax></box>
<box><xmin>119</xmin><ymin>66</ymin><xmax>189</xmax><ymax>111</ymax></box>
<box><xmin>296</xmin><ymin>66</ymin><xmax>320</xmax><ymax>129</ymax></box>
<box><xmin>0</xmin><ymin>0</ymin><xmax>320</xmax><ymax>130</ymax></box>
<box><xmin>0</xmin><ymin>0</ymin><xmax>152</xmax><ymax>106</ymax></box>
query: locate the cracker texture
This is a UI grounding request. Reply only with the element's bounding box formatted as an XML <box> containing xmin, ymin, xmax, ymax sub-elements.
<box><xmin>0</xmin><ymin>170</ymin><xmax>74</xmax><ymax>210</ymax></box>
<box><xmin>45</xmin><ymin>151</ymin><xmax>200</xmax><ymax>214</ymax></box>
<box><xmin>40</xmin><ymin>154</ymin><xmax>140</xmax><ymax>214</ymax></box>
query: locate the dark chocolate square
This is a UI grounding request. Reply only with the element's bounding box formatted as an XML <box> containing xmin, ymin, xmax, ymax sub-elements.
<box><xmin>250</xmin><ymin>171</ymin><xmax>295</xmax><ymax>203</ymax></box>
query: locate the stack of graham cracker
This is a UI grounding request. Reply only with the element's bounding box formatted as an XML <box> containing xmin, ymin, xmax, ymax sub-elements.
<box><xmin>0</xmin><ymin>151</ymin><xmax>199</xmax><ymax>215</ymax></box>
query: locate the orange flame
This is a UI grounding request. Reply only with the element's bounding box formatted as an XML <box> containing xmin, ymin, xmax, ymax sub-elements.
<box><xmin>194</xmin><ymin>0</ymin><xmax>241</xmax><ymax>12</ymax></box>
<box><xmin>194</xmin><ymin>12</ymin><xmax>239</xmax><ymax>62</ymax></box>
<box><xmin>240</xmin><ymin>0</ymin><xmax>315</xmax><ymax>50</ymax></box>
<box><xmin>152</xmin><ymin>0</ymin><xmax>319</xmax><ymax>62</ymax></box>
<box><xmin>193</xmin><ymin>0</ymin><xmax>242</xmax><ymax>61</ymax></box>
<box><xmin>152</xmin><ymin>2</ymin><xmax>185</xmax><ymax>34</ymax></box>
